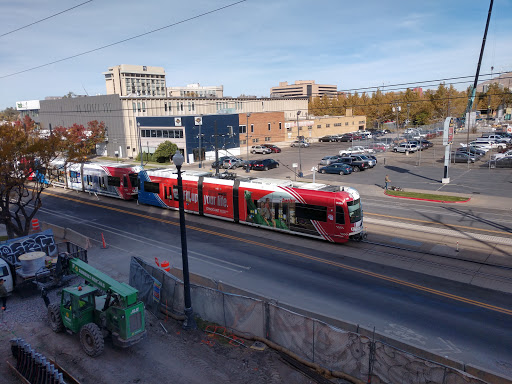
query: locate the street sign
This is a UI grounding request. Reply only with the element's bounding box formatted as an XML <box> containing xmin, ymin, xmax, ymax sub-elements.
<box><xmin>443</xmin><ymin>117</ymin><xmax>455</xmax><ymax>146</ymax></box>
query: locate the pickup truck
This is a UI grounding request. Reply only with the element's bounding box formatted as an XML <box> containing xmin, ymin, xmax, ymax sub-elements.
<box><xmin>491</xmin><ymin>149</ymin><xmax>512</xmax><ymax>161</ymax></box>
<box><xmin>336</xmin><ymin>157</ymin><xmax>370</xmax><ymax>172</ymax></box>
<box><xmin>339</xmin><ymin>146</ymin><xmax>375</xmax><ymax>157</ymax></box>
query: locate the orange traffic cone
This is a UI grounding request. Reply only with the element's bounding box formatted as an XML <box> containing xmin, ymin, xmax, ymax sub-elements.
<box><xmin>101</xmin><ymin>233</ymin><xmax>107</xmax><ymax>249</ymax></box>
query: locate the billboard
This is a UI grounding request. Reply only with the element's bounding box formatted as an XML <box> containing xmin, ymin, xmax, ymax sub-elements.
<box><xmin>16</xmin><ymin>100</ymin><xmax>40</xmax><ymax>110</ymax></box>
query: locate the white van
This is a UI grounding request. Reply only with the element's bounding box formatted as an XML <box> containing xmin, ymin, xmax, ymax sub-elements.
<box><xmin>393</xmin><ymin>143</ymin><xmax>418</xmax><ymax>153</ymax></box>
<box><xmin>0</xmin><ymin>258</ymin><xmax>14</xmax><ymax>294</ymax></box>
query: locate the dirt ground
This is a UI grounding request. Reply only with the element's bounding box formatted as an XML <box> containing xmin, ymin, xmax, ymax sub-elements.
<box><xmin>0</xmin><ymin>292</ymin><xmax>324</xmax><ymax>384</ymax></box>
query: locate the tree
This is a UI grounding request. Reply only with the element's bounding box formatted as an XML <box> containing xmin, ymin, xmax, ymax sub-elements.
<box><xmin>153</xmin><ymin>141</ymin><xmax>178</xmax><ymax>163</ymax></box>
<box><xmin>0</xmin><ymin>118</ymin><xmax>105</xmax><ymax>239</ymax></box>
<box><xmin>0</xmin><ymin>107</ymin><xmax>19</xmax><ymax>122</ymax></box>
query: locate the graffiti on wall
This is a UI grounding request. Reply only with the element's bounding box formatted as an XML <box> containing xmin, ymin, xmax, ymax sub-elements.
<box><xmin>0</xmin><ymin>229</ymin><xmax>56</xmax><ymax>265</ymax></box>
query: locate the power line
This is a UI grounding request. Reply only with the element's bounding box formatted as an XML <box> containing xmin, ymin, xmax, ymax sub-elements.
<box><xmin>0</xmin><ymin>1</ymin><xmax>93</xmax><ymax>38</ymax></box>
<box><xmin>0</xmin><ymin>0</ymin><xmax>247</xmax><ymax>79</ymax></box>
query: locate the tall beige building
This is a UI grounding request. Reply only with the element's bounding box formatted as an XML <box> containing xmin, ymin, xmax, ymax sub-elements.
<box><xmin>103</xmin><ymin>64</ymin><xmax>166</xmax><ymax>97</ymax></box>
<box><xmin>270</xmin><ymin>80</ymin><xmax>337</xmax><ymax>98</ymax></box>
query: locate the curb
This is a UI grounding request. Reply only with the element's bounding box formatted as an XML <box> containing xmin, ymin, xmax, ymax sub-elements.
<box><xmin>384</xmin><ymin>191</ymin><xmax>471</xmax><ymax>204</ymax></box>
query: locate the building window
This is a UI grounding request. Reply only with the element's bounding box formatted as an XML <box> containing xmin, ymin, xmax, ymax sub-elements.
<box><xmin>239</xmin><ymin>125</ymin><xmax>247</xmax><ymax>134</ymax></box>
<box><xmin>279</xmin><ymin>122</ymin><xmax>282</xmax><ymax>130</ymax></box>
<box><xmin>133</xmin><ymin>102</ymin><xmax>136</xmax><ymax>113</ymax></box>
<box><xmin>345</xmin><ymin>122</ymin><xmax>349</xmax><ymax>126</ymax></box>
<box><xmin>252</xmin><ymin>138</ymin><xmax>259</xmax><ymax>143</ymax></box>
<box><xmin>240</xmin><ymin>139</ymin><xmax>246</xmax><ymax>145</ymax></box>
<box><xmin>265</xmin><ymin>137</ymin><xmax>271</xmax><ymax>142</ymax></box>
<box><xmin>192</xmin><ymin>102</ymin><xmax>195</xmax><ymax>111</ymax></box>
<box><xmin>137</xmin><ymin>102</ymin><xmax>141</xmax><ymax>112</ymax></box>
<box><xmin>268</xmin><ymin>123</ymin><xmax>271</xmax><ymax>131</ymax></box>
<box><xmin>317</xmin><ymin>125</ymin><xmax>321</xmax><ymax>128</ymax></box>
<box><xmin>142</xmin><ymin>102</ymin><xmax>146</xmax><ymax>112</ymax></box>
<box><xmin>326</xmin><ymin>124</ymin><xmax>330</xmax><ymax>128</ymax></box>
<box><xmin>251</xmin><ymin>124</ymin><xmax>254</xmax><ymax>133</ymax></box>
<box><xmin>164</xmin><ymin>103</ymin><xmax>168</xmax><ymax>112</ymax></box>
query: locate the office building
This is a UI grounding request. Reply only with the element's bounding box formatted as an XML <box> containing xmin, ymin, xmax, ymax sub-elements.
<box><xmin>270</xmin><ymin>80</ymin><xmax>337</xmax><ymax>98</ymax></box>
<box><xmin>103</xmin><ymin>65</ymin><xmax>167</xmax><ymax>97</ymax></box>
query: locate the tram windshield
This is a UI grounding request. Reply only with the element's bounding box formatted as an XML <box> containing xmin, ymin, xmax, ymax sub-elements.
<box><xmin>347</xmin><ymin>199</ymin><xmax>362</xmax><ymax>223</ymax></box>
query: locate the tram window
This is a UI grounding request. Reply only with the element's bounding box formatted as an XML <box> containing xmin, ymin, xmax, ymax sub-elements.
<box><xmin>164</xmin><ymin>186</ymin><xmax>173</xmax><ymax>200</ymax></box>
<box><xmin>69</xmin><ymin>171</ymin><xmax>80</xmax><ymax>183</ymax></box>
<box><xmin>129</xmin><ymin>173</ymin><xmax>139</xmax><ymax>188</ymax></box>
<box><xmin>107</xmin><ymin>176</ymin><xmax>121</xmax><ymax>187</ymax></box>
<box><xmin>336</xmin><ymin>206</ymin><xmax>345</xmax><ymax>224</ymax></box>
<box><xmin>295</xmin><ymin>203</ymin><xmax>327</xmax><ymax>222</ymax></box>
<box><xmin>144</xmin><ymin>181</ymin><xmax>160</xmax><ymax>194</ymax></box>
<box><xmin>123</xmin><ymin>175</ymin><xmax>128</xmax><ymax>187</ymax></box>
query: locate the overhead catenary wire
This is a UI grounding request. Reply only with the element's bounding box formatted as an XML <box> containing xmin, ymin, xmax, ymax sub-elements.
<box><xmin>0</xmin><ymin>0</ymin><xmax>247</xmax><ymax>80</ymax></box>
<box><xmin>0</xmin><ymin>0</ymin><xmax>94</xmax><ymax>38</ymax></box>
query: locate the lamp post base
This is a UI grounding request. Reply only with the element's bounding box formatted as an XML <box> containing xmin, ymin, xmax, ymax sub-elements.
<box><xmin>183</xmin><ymin>307</ymin><xmax>197</xmax><ymax>330</ymax></box>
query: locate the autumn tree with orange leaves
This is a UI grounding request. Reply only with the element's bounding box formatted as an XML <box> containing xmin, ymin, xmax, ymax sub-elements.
<box><xmin>0</xmin><ymin>117</ymin><xmax>105</xmax><ymax>239</ymax></box>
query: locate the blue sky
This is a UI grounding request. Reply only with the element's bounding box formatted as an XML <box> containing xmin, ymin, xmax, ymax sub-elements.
<box><xmin>1</xmin><ymin>0</ymin><xmax>511</xmax><ymax>110</ymax></box>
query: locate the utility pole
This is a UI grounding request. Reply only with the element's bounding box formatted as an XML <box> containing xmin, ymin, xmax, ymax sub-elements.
<box><xmin>246</xmin><ymin>113</ymin><xmax>251</xmax><ymax>173</ymax></box>
<box><xmin>198</xmin><ymin>120</ymin><xmax>202</xmax><ymax>168</ymax></box>
<box><xmin>297</xmin><ymin>111</ymin><xmax>303</xmax><ymax>177</ymax></box>
<box><xmin>392</xmin><ymin>103</ymin><xmax>401</xmax><ymax>140</ymax></box>
<box><xmin>214</xmin><ymin>121</ymin><xmax>219</xmax><ymax>177</ymax></box>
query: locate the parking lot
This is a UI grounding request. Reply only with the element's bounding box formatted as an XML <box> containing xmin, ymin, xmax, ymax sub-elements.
<box><xmin>201</xmin><ymin>129</ymin><xmax>512</xmax><ymax>198</ymax></box>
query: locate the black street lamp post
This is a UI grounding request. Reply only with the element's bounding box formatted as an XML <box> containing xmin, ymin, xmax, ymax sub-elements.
<box><xmin>172</xmin><ymin>152</ymin><xmax>197</xmax><ymax>330</ymax></box>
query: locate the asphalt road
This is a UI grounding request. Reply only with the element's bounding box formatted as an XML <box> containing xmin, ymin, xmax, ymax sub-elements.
<box><xmin>38</xmin><ymin>191</ymin><xmax>512</xmax><ymax>378</ymax></box>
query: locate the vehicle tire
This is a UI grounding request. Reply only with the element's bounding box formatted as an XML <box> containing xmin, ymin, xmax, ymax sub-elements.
<box><xmin>48</xmin><ymin>303</ymin><xmax>64</xmax><ymax>333</ymax></box>
<box><xmin>80</xmin><ymin>323</ymin><xmax>104</xmax><ymax>357</ymax></box>
<box><xmin>251</xmin><ymin>151</ymin><xmax>256</xmax><ymax>154</ymax></box>
<box><xmin>353</xmin><ymin>166</ymin><xmax>360</xmax><ymax>172</ymax></box>
<box><xmin>321</xmin><ymin>169</ymin><xmax>326</xmax><ymax>174</ymax></box>
<box><xmin>275</xmin><ymin>164</ymin><xmax>279</xmax><ymax>168</ymax></box>
<box><xmin>264</xmin><ymin>166</ymin><xmax>269</xmax><ymax>171</ymax></box>
<box><xmin>339</xmin><ymin>171</ymin><xmax>344</xmax><ymax>175</ymax></box>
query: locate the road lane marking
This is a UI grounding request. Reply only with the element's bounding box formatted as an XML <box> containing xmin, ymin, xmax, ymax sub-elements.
<box><xmin>41</xmin><ymin>191</ymin><xmax>512</xmax><ymax>316</ymax></box>
<box><xmin>39</xmin><ymin>206</ymin><xmax>249</xmax><ymax>272</ymax></box>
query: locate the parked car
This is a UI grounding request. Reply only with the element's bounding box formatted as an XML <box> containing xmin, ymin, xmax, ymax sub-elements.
<box><xmin>290</xmin><ymin>141</ymin><xmax>310</xmax><ymax>147</ymax></box>
<box><xmin>223</xmin><ymin>157</ymin><xmax>245</xmax><ymax>169</ymax></box>
<box><xmin>336</xmin><ymin>157</ymin><xmax>369</xmax><ymax>172</ymax></box>
<box><xmin>480</xmin><ymin>134</ymin><xmax>511</xmax><ymax>143</ymax></box>
<box><xmin>367</xmin><ymin>143</ymin><xmax>387</xmax><ymax>152</ymax></box>
<box><xmin>318</xmin><ymin>163</ymin><xmax>353</xmax><ymax>175</ymax></box>
<box><xmin>262</xmin><ymin>144</ymin><xmax>282</xmax><ymax>153</ymax></box>
<box><xmin>211</xmin><ymin>156</ymin><xmax>232</xmax><ymax>169</ymax></box>
<box><xmin>339</xmin><ymin>146</ymin><xmax>375</xmax><ymax>156</ymax></box>
<box><xmin>452</xmin><ymin>152</ymin><xmax>475</xmax><ymax>163</ymax></box>
<box><xmin>250</xmin><ymin>158</ymin><xmax>280</xmax><ymax>171</ymax></box>
<box><xmin>393</xmin><ymin>143</ymin><xmax>419</xmax><ymax>153</ymax></box>
<box><xmin>417</xmin><ymin>139</ymin><xmax>433</xmax><ymax>148</ymax></box>
<box><xmin>456</xmin><ymin>148</ymin><xmax>482</xmax><ymax>160</ymax></box>
<box><xmin>491</xmin><ymin>149</ymin><xmax>512</xmax><ymax>161</ymax></box>
<box><xmin>493</xmin><ymin>156</ymin><xmax>512</xmax><ymax>168</ymax></box>
<box><xmin>319</xmin><ymin>155</ymin><xmax>342</xmax><ymax>165</ymax></box>
<box><xmin>337</xmin><ymin>134</ymin><xmax>354</xmax><ymax>142</ymax></box>
<box><xmin>473</xmin><ymin>139</ymin><xmax>506</xmax><ymax>150</ymax></box>
<box><xmin>251</xmin><ymin>145</ymin><xmax>272</xmax><ymax>154</ymax></box>
<box><xmin>355</xmin><ymin>154</ymin><xmax>377</xmax><ymax>167</ymax></box>
<box><xmin>318</xmin><ymin>135</ymin><xmax>338</xmax><ymax>142</ymax></box>
<box><xmin>460</xmin><ymin>142</ymin><xmax>492</xmax><ymax>152</ymax></box>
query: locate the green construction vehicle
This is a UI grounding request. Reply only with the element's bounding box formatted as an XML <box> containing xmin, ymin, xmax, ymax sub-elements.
<box><xmin>46</xmin><ymin>255</ymin><xmax>146</xmax><ymax>357</ymax></box>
